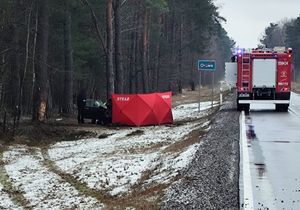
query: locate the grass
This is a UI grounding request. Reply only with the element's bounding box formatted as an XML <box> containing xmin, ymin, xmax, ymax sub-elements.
<box><xmin>0</xmin><ymin>123</ymin><xmax>97</xmax><ymax>147</ymax></box>
<box><xmin>126</xmin><ymin>129</ymin><xmax>144</xmax><ymax>137</ymax></box>
<box><xmin>163</xmin><ymin>127</ymin><xmax>207</xmax><ymax>154</ymax></box>
<box><xmin>173</xmin><ymin>87</ymin><xmax>216</xmax><ymax>107</ymax></box>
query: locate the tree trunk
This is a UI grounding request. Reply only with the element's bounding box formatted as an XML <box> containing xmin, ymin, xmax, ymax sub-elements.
<box><xmin>62</xmin><ymin>0</ymin><xmax>74</xmax><ymax>114</ymax></box>
<box><xmin>32</xmin><ymin>0</ymin><xmax>49</xmax><ymax>122</ymax></box>
<box><xmin>18</xmin><ymin>2</ymin><xmax>33</xmax><ymax>122</ymax></box>
<box><xmin>106</xmin><ymin>0</ymin><xmax>114</xmax><ymax>100</ymax></box>
<box><xmin>189</xmin><ymin>23</ymin><xmax>196</xmax><ymax>91</ymax></box>
<box><xmin>9</xmin><ymin>0</ymin><xmax>21</xmax><ymax>110</ymax></box>
<box><xmin>29</xmin><ymin>4</ymin><xmax>38</xmax><ymax>115</ymax></box>
<box><xmin>154</xmin><ymin>14</ymin><xmax>163</xmax><ymax>92</ymax></box>
<box><xmin>129</xmin><ymin>30</ymin><xmax>136</xmax><ymax>94</ymax></box>
<box><xmin>178</xmin><ymin>15</ymin><xmax>183</xmax><ymax>94</ymax></box>
<box><xmin>134</xmin><ymin>8</ymin><xmax>141</xmax><ymax>93</ymax></box>
<box><xmin>190</xmin><ymin>53</ymin><xmax>196</xmax><ymax>91</ymax></box>
<box><xmin>114</xmin><ymin>0</ymin><xmax>124</xmax><ymax>94</ymax></box>
<box><xmin>0</xmin><ymin>55</ymin><xmax>5</xmax><ymax>107</ymax></box>
<box><xmin>142</xmin><ymin>6</ymin><xmax>149</xmax><ymax>93</ymax></box>
<box><xmin>168</xmin><ymin>2</ymin><xmax>177</xmax><ymax>94</ymax></box>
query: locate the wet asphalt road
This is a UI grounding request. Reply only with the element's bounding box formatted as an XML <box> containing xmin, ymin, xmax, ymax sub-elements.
<box><xmin>244</xmin><ymin>92</ymin><xmax>300</xmax><ymax>209</ymax></box>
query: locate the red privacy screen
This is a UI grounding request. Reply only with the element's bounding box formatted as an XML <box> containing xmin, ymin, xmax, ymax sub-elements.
<box><xmin>112</xmin><ymin>92</ymin><xmax>173</xmax><ymax>126</ymax></box>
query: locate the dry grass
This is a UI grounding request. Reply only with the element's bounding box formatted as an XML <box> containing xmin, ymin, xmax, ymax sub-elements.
<box><xmin>163</xmin><ymin>127</ymin><xmax>207</xmax><ymax>154</ymax></box>
<box><xmin>0</xmin><ymin>123</ymin><xmax>97</xmax><ymax>147</ymax></box>
<box><xmin>126</xmin><ymin>129</ymin><xmax>144</xmax><ymax>137</ymax></box>
<box><xmin>172</xmin><ymin>87</ymin><xmax>217</xmax><ymax>107</ymax></box>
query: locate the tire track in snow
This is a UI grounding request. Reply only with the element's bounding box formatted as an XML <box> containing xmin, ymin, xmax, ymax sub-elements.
<box><xmin>3</xmin><ymin>146</ymin><xmax>104</xmax><ymax>209</ymax></box>
<box><xmin>0</xmin><ymin>148</ymin><xmax>29</xmax><ymax>209</ymax></box>
<box><xmin>40</xmin><ymin>148</ymin><xmax>115</xmax><ymax>205</ymax></box>
<box><xmin>42</xmin><ymin>148</ymin><xmax>164</xmax><ymax>209</ymax></box>
<box><xmin>0</xmin><ymin>183</ymin><xmax>24</xmax><ymax>210</ymax></box>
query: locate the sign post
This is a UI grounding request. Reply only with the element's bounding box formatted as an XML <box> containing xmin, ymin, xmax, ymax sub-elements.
<box><xmin>198</xmin><ymin>71</ymin><xmax>201</xmax><ymax>112</ymax></box>
<box><xmin>197</xmin><ymin>60</ymin><xmax>216</xmax><ymax>112</ymax></box>
<box><xmin>212</xmin><ymin>72</ymin><xmax>214</xmax><ymax>108</ymax></box>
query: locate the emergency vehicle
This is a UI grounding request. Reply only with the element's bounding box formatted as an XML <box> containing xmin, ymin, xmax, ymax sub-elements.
<box><xmin>225</xmin><ymin>47</ymin><xmax>293</xmax><ymax>112</ymax></box>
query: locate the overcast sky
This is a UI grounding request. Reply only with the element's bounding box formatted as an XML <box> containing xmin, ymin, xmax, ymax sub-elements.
<box><xmin>214</xmin><ymin>0</ymin><xmax>300</xmax><ymax>48</ymax></box>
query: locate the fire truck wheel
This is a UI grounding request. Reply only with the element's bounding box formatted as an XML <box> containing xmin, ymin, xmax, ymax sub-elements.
<box><xmin>237</xmin><ymin>103</ymin><xmax>243</xmax><ymax>111</ymax></box>
<box><xmin>244</xmin><ymin>104</ymin><xmax>250</xmax><ymax>114</ymax></box>
<box><xmin>237</xmin><ymin>103</ymin><xmax>249</xmax><ymax>113</ymax></box>
<box><xmin>275</xmin><ymin>104</ymin><xmax>289</xmax><ymax>112</ymax></box>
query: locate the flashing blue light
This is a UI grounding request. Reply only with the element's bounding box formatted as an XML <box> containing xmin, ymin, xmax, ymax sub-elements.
<box><xmin>231</xmin><ymin>48</ymin><xmax>245</xmax><ymax>55</ymax></box>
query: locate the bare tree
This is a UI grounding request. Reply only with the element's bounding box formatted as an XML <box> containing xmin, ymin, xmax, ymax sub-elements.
<box><xmin>8</xmin><ymin>0</ymin><xmax>21</xmax><ymax>110</ymax></box>
<box><xmin>32</xmin><ymin>0</ymin><xmax>49</xmax><ymax>122</ymax></box>
<box><xmin>62</xmin><ymin>0</ymin><xmax>74</xmax><ymax>114</ymax></box>
<box><xmin>142</xmin><ymin>5</ymin><xmax>149</xmax><ymax>93</ymax></box>
<box><xmin>114</xmin><ymin>0</ymin><xmax>124</xmax><ymax>93</ymax></box>
<box><xmin>18</xmin><ymin>1</ymin><xmax>33</xmax><ymax>122</ymax></box>
<box><xmin>106</xmin><ymin>0</ymin><xmax>114</xmax><ymax>99</ymax></box>
<box><xmin>153</xmin><ymin>14</ymin><xmax>164</xmax><ymax>92</ymax></box>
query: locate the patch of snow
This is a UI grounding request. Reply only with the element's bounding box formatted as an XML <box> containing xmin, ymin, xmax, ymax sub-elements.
<box><xmin>173</xmin><ymin>101</ymin><xmax>218</xmax><ymax>121</ymax></box>
<box><xmin>2</xmin><ymin>147</ymin><xmax>28</xmax><ymax>164</ymax></box>
<box><xmin>3</xmin><ymin>147</ymin><xmax>104</xmax><ymax>209</ymax></box>
<box><xmin>0</xmin><ymin>183</ymin><xmax>22</xmax><ymax>209</ymax></box>
<box><xmin>47</xmin><ymin>120</ymin><xmax>204</xmax><ymax>196</ymax></box>
<box><xmin>124</xmin><ymin>207</ymin><xmax>136</xmax><ymax>210</ymax></box>
<box><xmin>146</xmin><ymin>144</ymin><xmax>200</xmax><ymax>184</ymax></box>
<box><xmin>48</xmin><ymin>121</ymin><xmax>201</xmax><ymax>166</ymax></box>
<box><xmin>76</xmin><ymin>152</ymin><xmax>160</xmax><ymax>196</ymax></box>
<box><xmin>201</xmin><ymin>121</ymin><xmax>211</xmax><ymax>128</ymax></box>
<box><xmin>171</xmin><ymin>144</ymin><xmax>199</xmax><ymax>169</ymax></box>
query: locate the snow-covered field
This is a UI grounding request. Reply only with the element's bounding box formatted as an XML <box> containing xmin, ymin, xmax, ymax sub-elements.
<box><xmin>0</xmin><ymin>101</ymin><xmax>216</xmax><ymax>209</ymax></box>
<box><xmin>3</xmin><ymin>147</ymin><xmax>103</xmax><ymax>209</ymax></box>
<box><xmin>0</xmin><ymin>183</ymin><xmax>22</xmax><ymax>209</ymax></box>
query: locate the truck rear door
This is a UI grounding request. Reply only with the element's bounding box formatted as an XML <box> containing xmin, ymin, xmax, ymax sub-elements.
<box><xmin>252</xmin><ymin>59</ymin><xmax>277</xmax><ymax>88</ymax></box>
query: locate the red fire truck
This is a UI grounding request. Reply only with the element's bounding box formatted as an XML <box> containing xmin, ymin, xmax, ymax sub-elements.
<box><xmin>225</xmin><ymin>47</ymin><xmax>293</xmax><ymax>112</ymax></box>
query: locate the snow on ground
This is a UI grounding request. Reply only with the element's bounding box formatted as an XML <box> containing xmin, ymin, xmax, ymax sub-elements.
<box><xmin>76</xmin><ymin>152</ymin><xmax>160</xmax><ymax>196</ymax></box>
<box><xmin>0</xmin><ymin>183</ymin><xmax>22</xmax><ymax>209</ymax></box>
<box><xmin>146</xmin><ymin>143</ymin><xmax>202</xmax><ymax>185</ymax></box>
<box><xmin>3</xmin><ymin>146</ymin><xmax>104</xmax><ymax>209</ymax></box>
<box><xmin>47</xmin><ymin>102</ymin><xmax>213</xmax><ymax>196</ymax></box>
<box><xmin>173</xmin><ymin>101</ymin><xmax>218</xmax><ymax>121</ymax></box>
<box><xmin>1</xmin><ymin>101</ymin><xmax>216</xmax><ymax>207</ymax></box>
<box><xmin>47</xmin><ymin>121</ymin><xmax>203</xmax><ymax>195</ymax></box>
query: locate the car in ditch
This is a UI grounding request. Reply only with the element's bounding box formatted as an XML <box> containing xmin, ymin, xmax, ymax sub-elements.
<box><xmin>82</xmin><ymin>99</ymin><xmax>111</xmax><ymax>124</ymax></box>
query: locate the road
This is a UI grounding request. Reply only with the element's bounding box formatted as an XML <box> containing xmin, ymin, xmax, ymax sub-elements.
<box><xmin>241</xmin><ymin>92</ymin><xmax>300</xmax><ymax>209</ymax></box>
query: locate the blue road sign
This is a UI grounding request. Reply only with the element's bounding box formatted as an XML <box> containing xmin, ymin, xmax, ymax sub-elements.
<box><xmin>198</xmin><ymin>60</ymin><xmax>216</xmax><ymax>71</ymax></box>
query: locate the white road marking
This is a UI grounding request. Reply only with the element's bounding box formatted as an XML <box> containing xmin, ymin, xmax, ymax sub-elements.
<box><xmin>240</xmin><ymin>112</ymin><xmax>254</xmax><ymax>209</ymax></box>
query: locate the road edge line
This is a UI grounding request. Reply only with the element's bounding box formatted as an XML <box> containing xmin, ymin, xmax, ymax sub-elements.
<box><xmin>239</xmin><ymin>111</ymin><xmax>254</xmax><ymax>209</ymax></box>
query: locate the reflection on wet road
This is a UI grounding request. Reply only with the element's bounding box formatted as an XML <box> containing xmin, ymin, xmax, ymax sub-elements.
<box><xmin>246</xmin><ymin>93</ymin><xmax>300</xmax><ymax>209</ymax></box>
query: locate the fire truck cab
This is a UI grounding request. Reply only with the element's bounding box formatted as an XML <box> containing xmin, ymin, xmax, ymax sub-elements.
<box><xmin>225</xmin><ymin>47</ymin><xmax>292</xmax><ymax>112</ymax></box>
